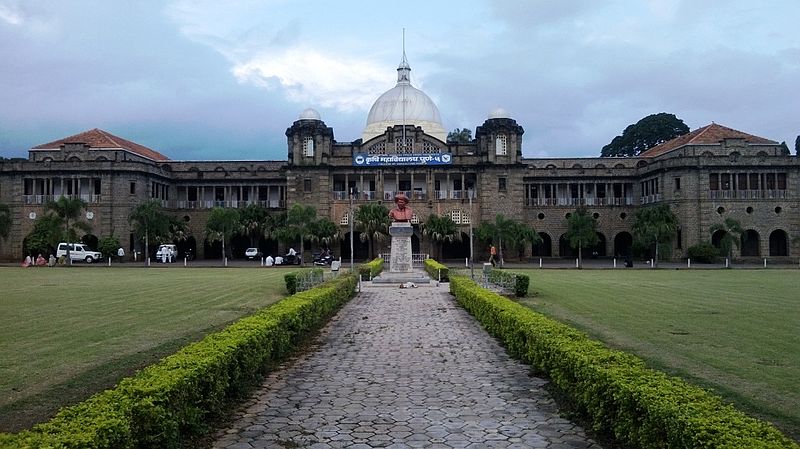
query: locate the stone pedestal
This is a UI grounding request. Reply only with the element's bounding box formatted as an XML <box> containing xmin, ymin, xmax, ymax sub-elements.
<box><xmin>388</xmin><ymin>222</ymin><xmax>414</xmax><ymax>273</ymax></box>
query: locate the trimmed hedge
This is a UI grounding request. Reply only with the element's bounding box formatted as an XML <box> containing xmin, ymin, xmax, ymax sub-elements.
<box><xmin>284</xmin><ymin>268</ymin><xmax>324</xmax><ymax>294</ymax></box>
<box><xmin>487</xmin><ymin>268</ymin><xmax>529</xmax><ymax>297</ymax></box>
<box><xmin>424</xmin><ymin>259</ymin><xmax>449</xmax><ymax>281</ymax></box>
<box><xmin>449</xmin><ymin>276</ymin><xmax>798</xmax><ymax>449</ymax></box>
<box><xmin>358</xmin><ymin>258</ymin><xmax>383</xmax><ymax>280</ymax></box>
<box><xmin>0</xmin><ymin>274</ymin><xmax>358</xmax><ymax>449</ymax></box>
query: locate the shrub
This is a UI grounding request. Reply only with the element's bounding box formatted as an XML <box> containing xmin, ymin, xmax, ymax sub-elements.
<box><xmin>358</xmin><ymin>258</ymin><xmax>384</xmax><ymax>280</ymax></box>
<box><xmin>424</xmin><ymin>259</ymin><xmax>449</xmax><ymax>281</ymax></box>
<box><xmin>687</xmin><ymin>242</ymin><xmax>720</xmax><ymax>263</ymax></box>
<box><xmin>0</xmin><ymin>274</ymin><xmax>358</xmax><ymax>449</ymax></box>
<box><xmin>449</xmin><ymin>276</ymin><xmax>798</xmax><ymax>449</ymax></box>
<box><xmin>487</xmin><ymin>269</ymin><xmax>529</xmax><ymax>297</ymax></box>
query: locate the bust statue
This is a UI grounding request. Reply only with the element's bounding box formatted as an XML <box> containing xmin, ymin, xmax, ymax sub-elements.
<box><xmin>389</xmin><ymin>192</ymin><xmax>413</xmax><ymax>222</ymax></box>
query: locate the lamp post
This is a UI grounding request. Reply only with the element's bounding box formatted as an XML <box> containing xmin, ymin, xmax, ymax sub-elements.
<box><xmin>349</xmin><ymin>188</ymin><xmax>354</xmax><ymax>271</ymax></box>
<box><xmin>469</xmin><ymin>189</ymin><xmax>474</xmax><ymax>279</ymax></box>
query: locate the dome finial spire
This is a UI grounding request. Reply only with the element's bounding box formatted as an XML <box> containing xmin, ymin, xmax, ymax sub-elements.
<box><xmin>397</xmin><ymin>28</ymin><xmax>410</xmax><ymax>85</ymax></box>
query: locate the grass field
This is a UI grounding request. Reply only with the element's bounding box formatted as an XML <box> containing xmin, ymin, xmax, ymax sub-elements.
<box><xmin>0</xmin><ymin>266</ymin><xmax>288</xmax><ymax>432</ymax></box>
<box><xmin>517</xmin><ymin>269</ymin><xmax>800</xmax><ymax>440</ymax></box>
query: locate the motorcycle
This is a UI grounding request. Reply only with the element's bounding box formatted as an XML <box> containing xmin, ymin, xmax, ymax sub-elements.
<box><xmin>313</xmin><ymin>251</ymin><xmax>334</xmax><ymax>266</ymax></box>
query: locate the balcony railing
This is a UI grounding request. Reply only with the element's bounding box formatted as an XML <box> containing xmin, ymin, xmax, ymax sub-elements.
<box><xmin>708</xmin><ymin>190</ymin><xmax>786</xmax><ymax>200</ymax></box>
<box><xmin>172</xmin><ymin>199</ymin><xmax>285</xmax><ymax>209</ymax></box>
<box><xmin>525</xmin><ymin>197</ymin><xmax>634</xmax><ymax>207</ymax></box>
<box><xmin>23</xmin><ymin>194</ymin><xmax>101</xmax><ymax>204</ymax></box>
<box><xmin>332</xmin><ymin>191</ymin><xmax>378</xmax><ymax>201</ymax></box>
<box><xmin>640</xmin><ymin>193</ymin><xmax>662</xmax><ymax>204</ymax></box>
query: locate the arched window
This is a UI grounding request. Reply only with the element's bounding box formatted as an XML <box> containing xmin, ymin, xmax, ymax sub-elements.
<box><xmin>302</xmin><ymin>137</ymin><xmax>314</xmax><ymax>157</ymax></box>
<box><xmin>495</xmin><ymin>135</ymin><xmax>507</xmax><ymax>156</ymax></box>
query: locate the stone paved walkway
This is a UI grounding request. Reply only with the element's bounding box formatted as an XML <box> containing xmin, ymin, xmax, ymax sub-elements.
<box><xmin>212</xmin><ymin>283</ymin><xmax>603</xmax><ymax>449</ymax></box>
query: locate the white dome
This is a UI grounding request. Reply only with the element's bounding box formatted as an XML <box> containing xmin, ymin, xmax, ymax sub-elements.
<box><xmin>299</xmin><ymin>108</ymin><xmax>321</xmax><ymax>120</ymax></box>
<box><xmin>362</xmin><ymin>56</ymin><xmax>446</xmax><ymax>143</ymax></box>
<box><xmin>488</xmin><ymin>108</ymin><xmax>510</xmax><ymax>119</ymax></box>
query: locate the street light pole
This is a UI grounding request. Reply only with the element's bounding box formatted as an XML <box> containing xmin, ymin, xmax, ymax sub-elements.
<box><xmin>469</xmin><ymin>189</ymin><xmax>474</xmax><ymax>279</ymax></box>
<box><xmin>349</xmin><ymin>188</ymin><xmax>354</xmax><ymax>271</ymax></box>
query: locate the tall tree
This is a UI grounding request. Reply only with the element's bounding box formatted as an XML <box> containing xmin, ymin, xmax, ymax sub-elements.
<box><xmin>447</xmin><ymin>128</ymin><xmax>473</xmax><ymax>143</ymax></box>
<box><xmin>129</xmin><ymin>199</ymin><xmax>171</xmax><ymax>262</ymax></box>
<box><xmin>45</xmin><ymin>196</ymin><xmax>91</xmax><ymax>265</ymax></box>
<box><xmin>631</xmin><ymin>204</ymin><xmax>678</xmax><ymax>267</ymax></box>
<box><xmin>421</xmin><ymin>214</ymin><xmax>461</xmax><ymax>259</ymax></box>
<box><xmin>311</xmin><ymin>217</ymin><xmax>340</xmax><ymax>250</ymax></box>
<box><xmin>566</xmin><ymin>206</ymin><xmax>599</xmax><ymax>268</ymax></box>
<box><xmin>238</xmin><ymin>204</ymin><xmax>269</xmax><ymax>247</ymax></box>
<box><xmin>601</xmin><ymin>113</ymin><xmax>690</xmax><ymax>157</ymax></box>
<box><xmin>0</xmin><ymin>203</ymin><xmax>10</xmax><ymax>242</ymax></box>
<box><xmin>709</xmin><ymin>217</ymin><xmax>745</xmax><ymax>266</ymax></box>
<box><xmin>279</xmin><ymin>204</ymin><xmax>318</xmax><ymax>266</ymax></box>
<box><xmin>475</xmin><ymin>214</ymin><xmax>520</xmax><ymax>268</ymax></box>
<box><xmin>23</xmin><ymin>214</ymin><xmax>63</xmax><ymax>256</ymax></box>
<box><xmin>205</xmin><ymin>207</ymin><xmax>240</xmax><ymax>261</ymax></box>
<box><xmin>354</xmin><ymin>203</ymin><xmax>390</xmax><ymax>259</ymax></box>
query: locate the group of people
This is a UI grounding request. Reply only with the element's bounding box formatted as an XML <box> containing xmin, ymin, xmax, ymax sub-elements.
<box><xmin>262</xmin><ymin>247</ymin><xmax>296</xmax><ymax>267</ymax></box>
<box><xmin>21</xmin><ymin>253</ymin><xmax>57</xmax><ymax>267</ymax></box>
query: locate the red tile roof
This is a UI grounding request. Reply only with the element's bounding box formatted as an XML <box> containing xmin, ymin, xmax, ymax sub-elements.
<box><xmin>32</xmin><ymin>128</ymin><xmax>170</xmax><ymax>161</ymax></box>
<box><xmin>639</xmin><ymin>123</ymin><xmax>777</xmax><ymax>158</ymax></box>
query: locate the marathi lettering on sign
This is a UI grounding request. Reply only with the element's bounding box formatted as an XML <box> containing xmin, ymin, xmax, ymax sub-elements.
<box><xmin>353</xmin><ymin>153</ymin><xmax>452</xmax><ymax>167</ymax></box>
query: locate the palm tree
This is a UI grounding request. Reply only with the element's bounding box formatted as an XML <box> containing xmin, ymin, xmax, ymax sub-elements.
<box><xmin>508</xmin><ymin>221</ymin><xmax>541</xmax><ymax>260</ymax></box>
<box><xmin>238</xmin><ymin>204</ymin><xmax>269</xmax><ymax>247</ymax></box>
<box><xmin>205</xmin><ymin>207</ymin><xmax>240</xmax><ymax>261</ymax></box>
<box><xmin>566</xmin><ymin>206</ymin><xmax>599</xmax><ymax>268</ymax></box>
<box><xmin>475</xmin><ymin>214</ymin><xmax>518</xmax><ymax>267</ymax></box>
<box><xmin>311</xmin><ymin>217</ymin><xmax>341</xmax><ymax>252</ymax></box>
<box><xmin>278</xmin><ymin>204</ymin><xmax>318</xmax><ymax>266</ymax></box>
<box><xmin>129</xmin><ymin>199</ymin><xmax>171</xmax><ymax>263</ymax></box>
<box><xmin>421</xmin><ymin>214</ymin><xmax>460</xmax><ymax>259</ymax></box>
<box><xmin>710</xmin><ymin>217</ymin><xmax>745</xmax><ymax>266</ymax></box>
<box><xmin>45</xmin><ymin>196</ymin><xmax>91</xmax><ymax>265</ymax></box>
<box><xmin>631</xmin><ymin>204</ymin><xmax>678</xmax><ymax>268</ymax></box>
<box><xmin>354</xmin><ymin>203</ymin><xmax>390</xmax><ymax>259</ymax></box>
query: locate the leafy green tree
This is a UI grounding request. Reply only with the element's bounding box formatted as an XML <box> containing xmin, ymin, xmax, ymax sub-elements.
<box><xmin>23</xmin><ymin>214</ymin><xmax>62</xmax><ymax>256</ymax></box>
<box><xmin>129</xmin><ymin>199</ymin><xmax>171</xmax><ymax>262</ymax></box>
<box><xmin>421</xmin><ymin>214</ymin><xmax>461</xmax><ymax>259</ymax></box>
<box><xmin>273</xmin><ymin>204</ymin><xmax>318</xmax><ymax>265</ymax></box>
<box><xmin>238</xmin><ymin>204</ymin><xmax>269</xmax><ymax>247</ymax></box>
<box><xmin>97</xmin><ymin>235</ymin><xmax>121</xmax><ymax>259</ymax></box>
<box><xmin>45</xmin><ymin>196</ymin><xmax>91</xmax><ymax>264</ymax></box>
<box><xmin>476</xmin><ymin>214</ymin><xmax>525</xmax><ymax>267</ymax></box>
<box><xmin>447</xmin><ymin>128</ymin><xmax>473</xmax><ymax>143</ymax></box>
<box><xmin>566</xmin><ymin>206</ymin><xmax>599</xmax><ymax>268</ymax></box>
<box><xmin>600</xmin><ymin>113</ymin><xmax>690</xmax><ymax>157</ymax></box>
<box><xmin>310</xmin><ymin>217</ymin><xmax>340</xmax><ymax>251</ymax></box>
<box><xmin>709</xmin><ymin>217</ymin><xmax>745</xmax><ymax>266</ymax></box>
<box><xmin>354</xmin><ymin>203</ymin><xmax>390</xmax><ymax>259</ymax></box>
<box><xmin>205</xmin><ymin>207</ymin><xmax>240</xmax><ymax>261</ymax></box>
<box><xmin>0</xmin><ymin>203</ymin><xmax>10</xmax><ymax>242</ymax></box>
<box><xmin>631</xmin><ymin>204</ymin><xmax>678</xmax><ymax>267</ymax></box>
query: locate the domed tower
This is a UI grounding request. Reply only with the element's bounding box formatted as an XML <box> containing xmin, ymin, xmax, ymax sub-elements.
<box><xmin>475</xmin><ymin>108</ymin><xmax>524</xmax><ymax>164</ymax></box>
<box><xmin>362</xmin><ymin>52</ymin><xmax>447</xmax><ymax>143</ymax></box>
<box><xmin>286</xmin><ymin>108</ymin><xmax>334</xmax><ymax>166</ymax></box>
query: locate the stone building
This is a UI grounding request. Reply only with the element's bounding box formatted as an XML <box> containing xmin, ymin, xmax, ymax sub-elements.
<box><xmin>1</xmin><ymin>57</ymin><xmax>797</xmax><ymax>262</ymax></box>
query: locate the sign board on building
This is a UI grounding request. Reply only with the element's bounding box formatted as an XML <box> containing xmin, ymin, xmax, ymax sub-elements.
<box><xmin>353</xmin><ymin>153</ymin><xmax>452</xmax><ymax>167</ymax></box>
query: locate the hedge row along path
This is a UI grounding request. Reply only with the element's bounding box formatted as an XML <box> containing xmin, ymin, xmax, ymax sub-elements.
<box><xmin>212</xmin><ymin>282</ymin><xmax>602</xmax><ymax>449</ymax></box>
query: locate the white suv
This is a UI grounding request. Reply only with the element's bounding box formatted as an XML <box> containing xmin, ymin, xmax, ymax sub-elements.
<box><xmin>56</xmin><ymin>242</ymin><xmax>103</xmax><ymax>263</ymax></box>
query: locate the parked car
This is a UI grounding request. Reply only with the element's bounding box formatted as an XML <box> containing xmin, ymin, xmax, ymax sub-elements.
<box><xmin>56</xmin><ymin>242</ymin><xmax>103</xmax><ymax>263</ymax></box>
<box><xmin>155</xmin><ymin>244</ymin><xmax>178</xmax><ymax>262</ymax></box>
<box><xmin>245</xmin><ymin>247</ymin><xmax>263</xmax><ymax>260</ymax></box>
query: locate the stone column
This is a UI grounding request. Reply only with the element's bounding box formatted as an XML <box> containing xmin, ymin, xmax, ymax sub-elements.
<box><xmin>388</xmin><ymin>222</ymin><xmax>414</xmax><ymax>273</ymax></box>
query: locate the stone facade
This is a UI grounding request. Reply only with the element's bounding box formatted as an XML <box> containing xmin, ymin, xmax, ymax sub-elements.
<box><xmin>1</xmin><ymin>120</ymin><xmax>797</xmax><ymax>262</ymax></box>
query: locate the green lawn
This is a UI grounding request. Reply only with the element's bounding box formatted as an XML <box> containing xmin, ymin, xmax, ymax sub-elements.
<box><xmin>517</xmin><ymin>269</ymin><xmax>800</xmax><ymax>440</ymax></box>
<box><xmin>0</xmin><ymin>267</ymin><xmax>287</xmax><ymax>432</ymax></box>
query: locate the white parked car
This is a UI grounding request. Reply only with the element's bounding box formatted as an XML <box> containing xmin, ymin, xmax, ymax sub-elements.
<box><xmin>56</xmin><ymin>242</ymin><xmax>103</xmax><ymax>263</ymax></box>
<box><xmin>245</xmin><ymin>247</ymin><xmax>263</xmax><ymax>260</ymax></box>
<box><xmin>155</xmin><ymin>244</ymin><xmax>178</xmax><ymax>262</ymax></box>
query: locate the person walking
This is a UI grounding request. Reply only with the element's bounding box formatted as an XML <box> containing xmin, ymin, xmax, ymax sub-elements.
<box><xmin>489</xmin><ymin>245</ymin><xmax>497</xmax><ymax>267</ymax></box>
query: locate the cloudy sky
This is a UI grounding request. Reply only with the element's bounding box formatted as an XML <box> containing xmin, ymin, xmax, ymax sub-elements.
<box><xmin>1</xmin><ymin>0</ymin><xmax>798</xmax><ymax>160</ymax></box>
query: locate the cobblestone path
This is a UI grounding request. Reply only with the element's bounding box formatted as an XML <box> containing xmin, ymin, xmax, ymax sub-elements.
<box><xmin>212</xmin><ymin>283</ymin><xmax>603</xmax><ymax>449</ymax></box>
